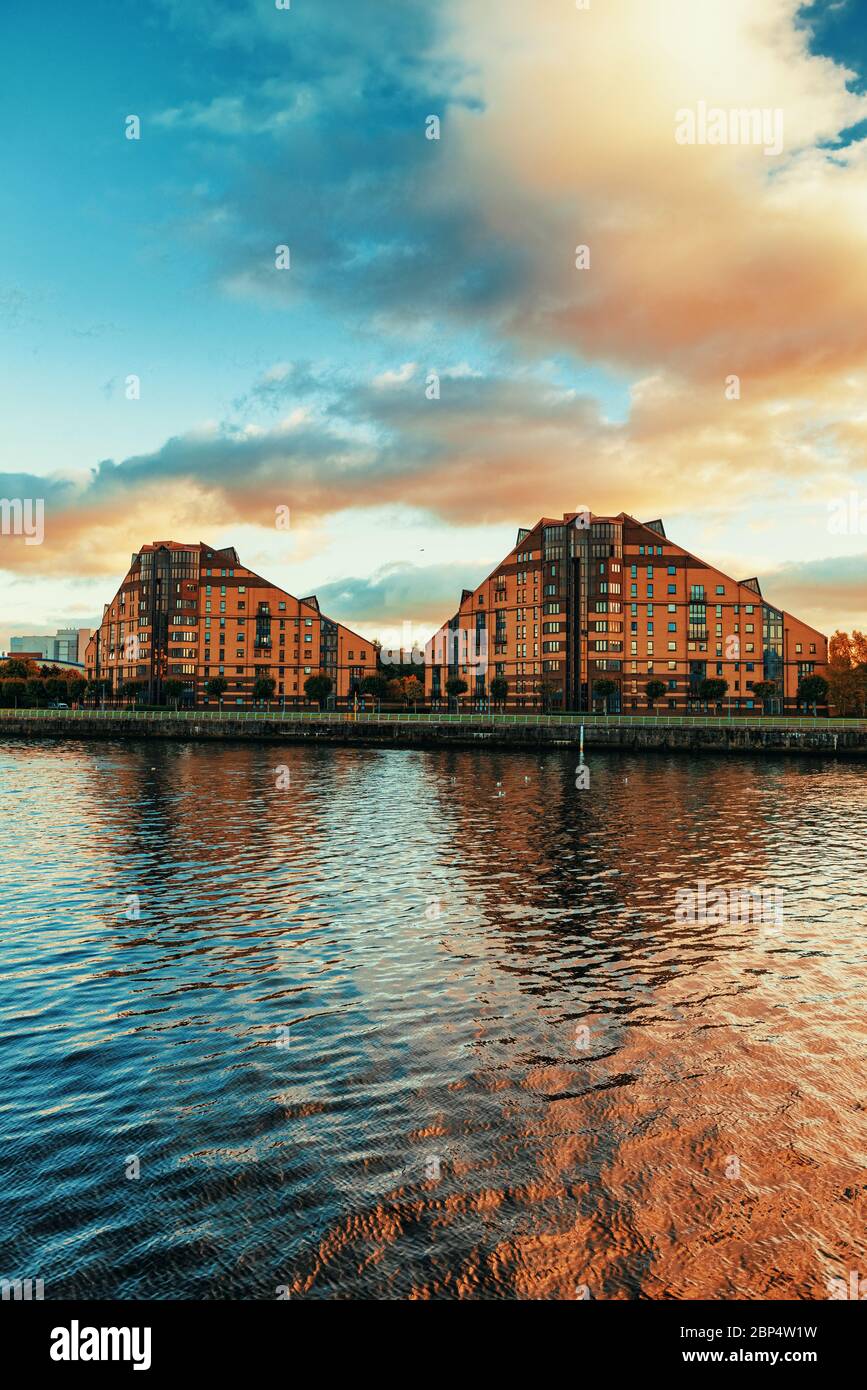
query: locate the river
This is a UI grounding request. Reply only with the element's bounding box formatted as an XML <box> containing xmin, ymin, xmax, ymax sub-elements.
<box><xmin>0</xmin><ymin>738</ymin><xmax>863</xmax><ymax>1299</ymax></box>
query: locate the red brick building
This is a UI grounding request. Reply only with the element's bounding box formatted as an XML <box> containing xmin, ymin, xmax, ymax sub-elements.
<box><xmin>425</xmin><ymin>512</ymin><xmax>827</xmax><ymax>713</ymax></box>
<box><xmin>85</xmin><ymin>541</ymin><xmax>377</xmax><ymax>706</ymax></box>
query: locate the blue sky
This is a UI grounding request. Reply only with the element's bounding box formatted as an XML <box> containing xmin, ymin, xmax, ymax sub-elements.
<box><xmin>1</xmin><ymin>0</ymin><xmax>866</xmax><ymax>648</ymax></box>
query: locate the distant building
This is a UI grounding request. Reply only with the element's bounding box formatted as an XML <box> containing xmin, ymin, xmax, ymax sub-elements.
<box><xmin>84</xmin><ymin>540</ymin><xmax>377</xmax><ymax>705</ymax></box>
<box><xmin>10</xmin><ymin>627</ymin><xmax>90</xmax><ymax>666</ymax></box>
<box><xmin>426</xmin><ymin>511</ymin><xmax>828</xmax><ymax>713</ymax></box>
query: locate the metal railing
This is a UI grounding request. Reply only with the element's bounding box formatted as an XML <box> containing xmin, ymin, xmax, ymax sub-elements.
<box><xmin>0</xmin><ymin>708</ymin><xmax>863</xmax><ymax>732</ymax></box>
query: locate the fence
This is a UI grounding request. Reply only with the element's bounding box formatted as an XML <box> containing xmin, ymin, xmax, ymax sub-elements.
<box><xmin>1</xmin><ymin>708</ymin><xmax>863</xmax><ymax>732</ymax></box>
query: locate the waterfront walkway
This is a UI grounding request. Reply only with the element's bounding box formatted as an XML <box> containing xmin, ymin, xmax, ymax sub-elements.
<box><xmin>1</xmin><ymin>707</ymin><xmax>864</xmax><ymax>756</ymax></box>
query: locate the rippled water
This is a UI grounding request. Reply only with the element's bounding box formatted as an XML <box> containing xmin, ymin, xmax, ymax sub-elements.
<box><xmin>0</xmin><ymin>738</ymin><xmax>864</xmax><ymax>1300</ymax></box>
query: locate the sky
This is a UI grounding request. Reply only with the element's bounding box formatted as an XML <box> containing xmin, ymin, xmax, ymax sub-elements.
<box><xmin>1</xmin><ymin>0</ymin><xmax>865</xmax><ymax>652</ymax></box>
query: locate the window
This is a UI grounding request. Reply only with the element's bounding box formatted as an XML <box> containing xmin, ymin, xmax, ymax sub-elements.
<box><xmin>716</xmin><ymin>585</ymin><xmax>724</xmax><ymax>595</ymax></box>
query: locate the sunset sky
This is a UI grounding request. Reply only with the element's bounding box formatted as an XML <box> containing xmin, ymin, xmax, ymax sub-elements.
<box><xmin>1</xmin><ymin>0</ymin><xmax>866</xmax><ymax>652</ymax></box>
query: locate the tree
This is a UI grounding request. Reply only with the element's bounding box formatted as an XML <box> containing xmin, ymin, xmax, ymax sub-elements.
<box><xmin>252</xmin><ymin>676</ymin><xmax>276</xmax><ymax>705</ymax></box>
<box><xmin>644</xmin><ymin>679</ymin><xmax>666</xmax><ymax>713</ymax></box>
<box><xmin>163</xmin><ymin>679</ymin><xmax>185</xmax><ymax>707</ymax></box>
<box><xmin>0</xmin><ymin>679</ymin><xmax>26</xmax><ymax>708</ymax></box>
<box><xmin>120</xmin><ymin>680</ymin><xmax>143</xmax><ymax>705</ymax></box>
<box><xmin>752</xmin><ymin>679</ymin><xmax>778</xmax><ymax>714</ymax></box>
<box><xmin>445</xmin><ymin>676</ymin><xmax>468</xmax><ymax>711</ymax></box>
<box><xmin>66</xmin><ymin>677</ymin><xmax>86</xmax><ymax>706</ymax></box>
<box><xmin>827</xmin><ymin>630</ymin><xmax>867</xmax><ymax>716</ymax></box>
<box><xmin>0</xmin><ymin>657</ymin><xmax>39</xmax><ymax>680</ymax></box>
<box><xmin>698</xmin><ymin>677</ymin><xmax>728</xmax><ymax>711</ymax></box>
<box><xmin>592</xmin><ymin>678</ymin><xmax>617</xmax><ymax>714</ymax></box>
<box><xmin>538</xmin><ymin>678</ymin><xmax>562</xmax><ymax>712</ymax></box>
<box><xmin>360</xmin><ymin>674</ymin><xmax>388</xmax><ymax>703</ymax></box>
<box><xmin>490</xmin><ymin>676</ymin><xmax>509</xmax><ymax>711</ymax></box>
<box><xmin>206</xmin><ymin>676</ymin><xmax>229</xmax><ymax>704</ymax></box>
<box><xmin>403</xmin><ymin>676</ymin><xmax>424</xmax><ymax>711</ymax></box>
<box><xmin>87</xmin><ymin>677</ymin><xmax>111</xmax><ymax>705</ymax></box>
<box><xmin>384</xmin><ymin>678</ymin><xmax>406</xmax><ymax>704</ymax></box>
<box><xmin>798</xmin><ymin>673</ymin><xmax>829</xmax><ymax>715</ymax></box>
<box><xmin>304</xmin><ymin>674</ymin><xmax>333</xmax><ymax>708</ymax></box>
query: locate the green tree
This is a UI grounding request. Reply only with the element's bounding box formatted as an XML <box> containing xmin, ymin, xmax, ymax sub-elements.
<box><xmin>304</xmin><ymin>674</ymin><xmax>333</xmax><ymax>708</ymax></box>
<box><xmin>798</xmin><ymin>673</ymin><xmax>829</xmax><ymax>715</ymax></box>
<box><xmin>538</xmin><ymin>678</ymin><xmax>562</xmax><ymax>712</ymax></box>
<box><xmin>121</xmin><ymin>680</ymin><xmax>143</xmax><ymax>705</ymax></box>
<box><xmin>752</xmin><ymin>679</ymin><xmax>778</xmax><ymax>713</ymax></box>
<box><xmin>490</xmin><ymin>676</ymin><xmax>509</xmax><ymax>711</ymax></box>
<box><xmin>25</xmin><ymin>677</ymin><xmax>45</xmax><ymax>707</ymax></box>
<box><xmin>698</xmin><ymin>677</ymin><xmax>728</xmax><ymax>711</ymax></box>
<box><xmin>87</xmin><ymin>677</ymin><xmax>111</xmax><ymax>705</ymax></box>
<box><xmin>206</xmin><ymin>676</ymin><xmax>229</xmax><ymax>704</ymax></box>
<box><xmin>360</xmin><ymin>674</ymin><xmax>388</xmax><ymax>702</ymax></box>
<box><xmin>644</xmin><ymin>678</ymin><xmax>666</xmax><ymax>713</ymax></box>
<box><xmin>66</xmin><ymin>677</ymin><xmax>86</xmax><ymax>706</ymax></box>
<box><xmin>445</xmin><ymin>676</ymin><xmax>468</xmax><ymax>711</ymax></box>
<box><xmin>1</xmin><ymin>679</ymin><xmax>27</xmax><ymax>708</ymax></box>
<box><xmin>252</xmin><ymin>676</ymin><xmax>277</xmax><ymax>705</ymax></box>
<box><xmin>163</xmin><ymin>678</ymin><xmax>185</xmax><ymax>708</ymax></box>
<box><xmin>592</xmin><ymin>678</ymin><xmax>617</xmax><ymax>714</ymax></box>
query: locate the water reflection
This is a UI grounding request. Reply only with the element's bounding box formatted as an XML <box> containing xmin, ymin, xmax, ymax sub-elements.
<box><xmin>0</xmin><ymin>738</ymin><xmax>863</xmax><ymax>1299</ymax></box>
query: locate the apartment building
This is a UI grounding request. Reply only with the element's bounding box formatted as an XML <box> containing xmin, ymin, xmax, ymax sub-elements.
<box><xmin>425</xmin><ymin>512</ymin><xmax>827</xmax><ymax>713</ymax></box>
<box><xmin>84</xmin><ymin>541</ymin><xmax>377</xmax><ymax>705</ymax></box>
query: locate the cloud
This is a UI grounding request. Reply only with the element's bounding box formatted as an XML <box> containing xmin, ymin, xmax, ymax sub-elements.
<box><xmin>1</xmin><ymin>357</ymin><xmax>865</xmax><ymax>610</ymax></box>
<box><xmin>316</xmin><ymin>560</ymin><xmax>476</xmax><ymax>624</ymax></box>
<box><xmin>759</xmin><ymin>552</ymin><xmax>867</xmax><ymax>632</ymax></box>
<box><xmin>4</xmin><ymin>0</ymin><xmax>867</xmax><ymax>639</ymax></box>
